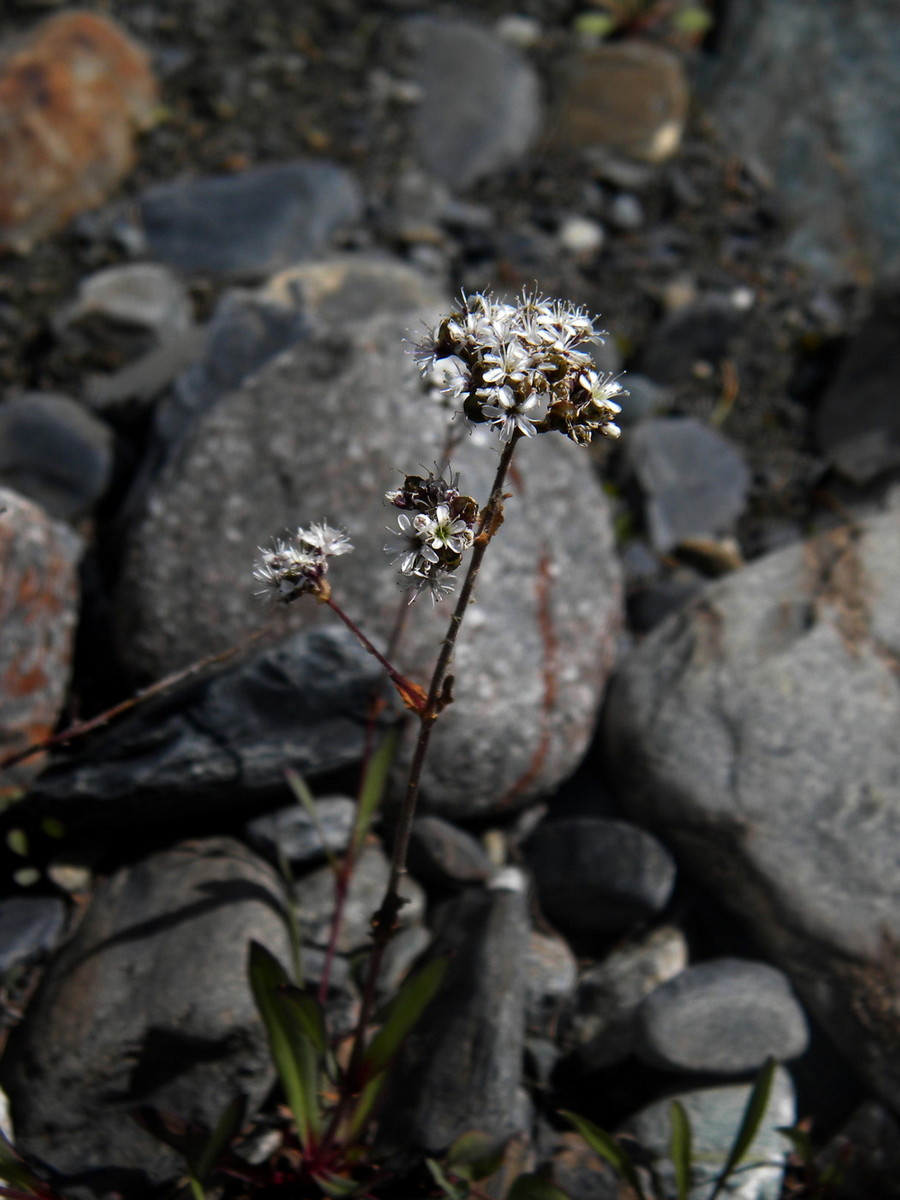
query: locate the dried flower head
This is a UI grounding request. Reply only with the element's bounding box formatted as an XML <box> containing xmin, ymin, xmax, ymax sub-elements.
<box><xmin>414</xmin><ymin>290</ymin><xmax>625</xmax><ymax>444</ymax></box>
<box><xmin>384</xmin><ymin>469</ymin><xmax>478</xmax><ymax>603</ymax></box>
<box><xmin>254</xmin><ymin>522</ymin><xmax>352</xmax><ymax>604</ymax></box>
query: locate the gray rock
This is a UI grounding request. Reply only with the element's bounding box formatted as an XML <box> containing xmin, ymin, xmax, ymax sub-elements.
<box><xmin>407</xmin><ymin>815</ymin><xmax>494</xmax><ymax>888</ymax></box>
<box><xmin>55</xmin><ymin>262</ymin><xmax>193</xmax><ymax>343</ymax></box>
<box><xmin>602</xmin><ymin>512</ymin><xmax>900</xmax><ymax>1109</ymax></box>
<box><xmin>28</xmin><ymin>628</ymin><xmax>392</xmax><ymax>836</ymax></box>
<box><xmin>615</xmin><ymin>372</ymin><xmax>670</xmax><ymax>426</ymax></box>
<box><xmin>525</xmin><ymin>929</ymin><xmax>578</xmax><ymax>1036</ymax></box>
<box><xmin>561</xmin><ymin>925</ymin><xmax>687</xmax><ymax>1071</ymax></box>
<box><xmin>401</xmin><ymin>16</ymin><xmax>542</xmax><ymax>189</ymax></box>
<box><xmin>525</xmin><ymin>817</ymin><xmax>676</xmax><ymax>938</ymax></box>
<box><xmin>640</xmin><ymin>295</ymin><xmax>746</xmax><ymax>385</ymax></box>
<box><xmin>634</xmin><ymin>958</ymin><xmax>809</xmax><ymax>1074</ymax></box>
<box><xmin>379</xmin><ymin>878</ymin><xmax>530</xmax><ymax>1155</ymax></box>
<box><xmin>0</xmin><ymin>392</ymin><xmax>113</xmax><ymax>521</ymax></box>
<box><xmin>114</xmin><ymin>308</ymin><xmax>623</xmax><ymax>820</ymax></box>
<box><xmin>701</xmin><ymin>0</ymin><xmax>900</xmax><ymax>282</ymax></box>
<box><xmin>626</xmin><ymin>417</ymin><xmax>751</xmax><ymax>552</ymax></box>
<box><xmin>246</xmin><ymin>795</ymin><xmax>356</xmax><ymax>867</ymax></box>
<box><xmin>0</xmin><ymin>838</ymin><xmax>291</xmax><ymax>1187</ymax></box>
<box><xmin>620</xmin><ymin>1067</ymin><xmax>796</xmax><ymax>1200</ymax></box>
<box><xmin>0</xmin><ymin>895</ymin><xmax>66</xmax><ymax>972</ymax></box>
<box><xmin>815</xmin><ymin>291</ymin><xmax>900</xmax><ymax>484</ymax></box>
<box><xmin>547</xmin><ymin>1130</ymin><xmax>620</xmax><ymax>1200</ymax></box>
<box><xmin>139</xmin><ymin>160</ymin><xmax>363</xmax><ymax>277</ymax></box>
<box><xmin>294</xmin><ymin>841</ymin><xmax>425</xmax><ymax>953</ymax></box>
<box><xmin>0</xmin><ymin>488</ymin><xmax>81</xmax><ymax>793</ymax></box>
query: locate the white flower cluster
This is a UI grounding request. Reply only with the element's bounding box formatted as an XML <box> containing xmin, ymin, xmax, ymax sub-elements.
<box><xmin>253</xmin><ymin>522</ymin><xmax>352</xmax><ymax>603</ymax></box>
<box><xmin>414</xmin><ymin>291</ymin><xmax>625</xmax><ymax>445</ymax></box>
<box><xmin>384</xmin><ymin>471</ymin><xmax>478</xmax><ymax>603</ymax></box>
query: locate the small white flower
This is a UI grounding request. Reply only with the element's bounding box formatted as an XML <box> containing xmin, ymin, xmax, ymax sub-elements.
<box><xmin>298</xmin><ymin>522</ymin><xmax>353</xmax><ymax>557</ymax></box>
<box><xmin>385</xmin><ymin>513</ymin><xmax>426</xmax><ymax>575</ymax></box>
<box><xmin>414</xmin><ymin>504</ymin><xmax>474</xmax><ymax>555</ymax></box>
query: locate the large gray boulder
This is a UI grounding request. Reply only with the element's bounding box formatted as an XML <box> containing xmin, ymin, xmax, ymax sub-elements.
<box><xmin>116</xmin><ymin>307</ymin><xmax>622</xmax><ymax>819</ymax></box>
<box><xmin>701</xmin><ymin>0</ymin><xmax>900</xmax><ymax>282</ymax></box>
<box><xmin>603</xmin><ymin>513</ymin><xmax>900</xmax><ymax>1109</ymax></box>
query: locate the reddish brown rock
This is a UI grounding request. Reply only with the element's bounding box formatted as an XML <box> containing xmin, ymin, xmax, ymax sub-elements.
<box><xmin>550</xmin><ymin>42</ymin><xmax>689</xmax><ymax>163</ymax></box>
<box><xmin>0</xmin><ymin>489</ymin><xmax>81</xmax><ymax>796</ymax></box>
<box><xmin>0</xmin><ymin>11</ymin><xmax>158</xmax><ymax>253</ymax></box>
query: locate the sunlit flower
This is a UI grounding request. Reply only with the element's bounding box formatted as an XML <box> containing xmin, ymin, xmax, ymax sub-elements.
<box><xmin>253</xmin><ymin>522</ymin><xmax>352</xmax><ymax>604</ymax></box>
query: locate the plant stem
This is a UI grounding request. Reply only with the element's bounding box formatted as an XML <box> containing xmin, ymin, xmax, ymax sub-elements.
<box><xmin>346</xmin><ymin>433</ymin><xmax>520</xmax><ymax>1087</ymax></box>
<box><xmin>325</xmin><ymin>597</ymin><xmax>427</xmax><ymax>712</ymax></box>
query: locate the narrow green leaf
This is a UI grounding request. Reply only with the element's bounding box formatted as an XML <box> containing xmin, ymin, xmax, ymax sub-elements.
<box><xmin>668</xmin><ymin>1100</ymin><xmax>692</xmax><ymax>1200</ymax></box>
<box><xmin>572</xmin><ymin>12</ymin><xmax>617</xmax><ymax>37</ymax></box>
<box><xmin>285</xmin><ymin>768</ymin><xmax>342</xmax><ymax>876</ymax></box>
<box><xmin>247</xmin><ymin>941</ymin><xmax>321</xmax><ymax>1146</ymax></box>
<box><xmin>445</xmin><ymin>1130</ymin><xmax>509</xmax><ymax>1182</ymax></box>
<box><xmin>506</xmin><ymin>1174</ymin><xmax>571</xmax><ymax>1200</ymax></box>
<box><xmin>560</xmin><ymin>1112</ymin><xmax>648</xmax><ymax>1200</ymax></box>
<box><xmin>187</xmin><ymin>1174</ymin><xmax>205</xmax><ymax>1200</ymax></box>
<box><xmin>280</xmin><ymin>986</ymin><xmax>329</xmax><ymax>1056</ymax></box>
<box><xmin>194</xmin><ymin>1094</ymin><xmax>246</xmax><ymax>1181</ymax></box>
<box><xmin>673</xmin><ymin>8</ymin><xmax>713</xmax><ymax>35</ymax></box>
<box><xmin>709</xmin><ymin>1058</ymin><xmax>777</xmax><ymax>1200</ymax></box>
<box><xmin>363</xmin><ymin>956</ymin><xmax>446</xmax><ymax>1077</ymax></box>
<box><xmin>425</xmin><ymin>1157</ymin><xmax>467</xmax><ymax>1200</ymax></box>
<box><xmin>351</xmin><ymin>726</ymin><xmax>399</xmax><ymax>858</ymax></box>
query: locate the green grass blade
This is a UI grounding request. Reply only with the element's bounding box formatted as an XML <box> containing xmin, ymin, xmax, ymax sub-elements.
<box><xmin>564</xmin><ymin>1108</ymin><xmax>648</xmax><ymax>1200</ymax></box>
<box><xmin>351</xmin><ymin>726</ymin><xmax>399</xmax><ymax>858</ymax></box>
<box><xmin>285</xmin><ymin>768</ymin><xmax>342</xmax><ymax>876</ymax></box>
<box><xmin>362</xmin><ymin>956</ymin><xmax>446</xmax><ymax>1077</ymax></box>
<box><xmin>709</xmin><ymin>1057</ymin><xmax>777</xmax><ymax>1200</ymax></box>
<box><xmin>668</xmin><ymin>1100</ymin><xmax>692</xmax><ymax>1200</ymax></box>
<box><xmin>560</xmin><ymin>1112</ymin><xmax>648</xmax><ymax>1200</ymax></box>
<box><xmin>444</xmin><ymin>1131</ymin><xmax>509</xmax><ymax>1182</ymax></box>
<box><xmin>425</xmin><ymin>1158</ymin><xmax>466</xmax><ymax>1200</ymax></box>
<box><xmin>247</xmin><ymin>941</ymin><xmax>321</xmax><ymax>1147</ymax></box>
<box><xmin>194</xmin><ymin>1093</ymin><xmax>246</xmax><ymax>1181</ymax></box>
<box><xmin>279</xmin><ymin>986</ymin><xmax>329</xmax><ymax>1057</ymax></box>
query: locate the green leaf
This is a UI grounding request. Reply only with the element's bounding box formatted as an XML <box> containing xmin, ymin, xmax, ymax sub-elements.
<box><xmin>363</xmin><ymin>956</ymin><xmax>446</xmax><ymax>1077</ymax></box>
<box><xmin>39</xmin><ymin>817</ymin><xmax>65</xmax><ymax>840</ymax></box>
<box><xmin>669</xmin><ymin>1100</ymin><xmax>692</xmax><ymax>1200</ymax></box>
<box><xmin>445</xmin><ymin>1131</ymin><xmax>509</xmax><ymax>1182</ymax></box>
<box><xmin>506</xmin><ymin>1174</ymin><xmax>571</xmax><ymax>1200</ymax></box>
<box><xmin>285</xmin><ymin>769</ymin><xmax>342</xmax><ymax>876</ymax></box>
<box><xmin>351</xmin><ymin>726</ymin><xmax>399</xmax><ymax>859</ymax></box>
<box><xmin>709</xmin><ymin>1058</ymin><xmax>777</xmax><ymax>1200</ymax></box>
<box><xmin>560</xmin><ymin>1113</ymin><xmax>648</xmax><ymax>1200</ymax></box>
<box><xmin>279</xmin><ymin>986</ymin><xmax>329</xmax><ymax>1057</ymax></box>
<box><xmin>776</xmin><ymin>1125</ymin><xmax>813</xmax><ymax>1162</ymax></box>
<box><xmin>6</xmin><ymin>829</ymin><xmax>27</xmax><ymax>858</ymax></box>
<box><xmin>193</xmin><ymin>1094</ymin><xmax>247</xmax><ymax>1181</ymax></box>
<box><xmin>247</xmin><ymin>941</ymin><xmax>321</xmax><ymax>1146</ymax></box>
<box><xmin>426</xmin><ymin>1157</ymin><xmax>467</xmax><ymax>1200</ymax></box>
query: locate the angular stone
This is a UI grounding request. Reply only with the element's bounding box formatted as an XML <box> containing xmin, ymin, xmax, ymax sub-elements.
<box><xmin>0</xmin><ymin>12</ymin><xmax>158</xmax><ymax>253</ymax></box>
<box><xmin>0</xmin><ymin>392</ymin><xmax>114</xmax><ymax>521</ymax></box>
<box><xmin>603</xmin><ymin>512</ymin><xmax>900</xmax><ymax>1109</ymax></box>
<box><xmin>634</xmin><ymin>958</ymin><xmax>809</xmax><ymax>1074</ymax></box>
<box><xmin>626</xmin><ymin>417</ymin><xmax>751</xmax><ymax>553</ymax></box>
<box><xmin>0</xmin><ymin>488</ymin><xmax>80</xmax><ymax>796</ymax></box>
<box><xmin>139</xmin><ymin>161</ymin><xmax>363</xmax><ymax>277</ymax></box>
<box><xmin>56</xmin><ymin>263</ymin><xmax>194</xmax><ymax>344</ymax></box>
<box><xmin>401</xmin><ymin>16</ymin><xmax>542</xmax><ymax>189</ymax></box>
<box><xmin>115</xmin><ymin>308</ymin><xmax>623</xmax><ymax>819</ymax></box>
<box><xmin>551</xmin><ymin>43</ymin><xmax>689</xmax><ymax>163</ymax></box>
<box><xmin>27</xmin><ymin>628</ymin><xmax>390</xmax><ymax>837</ymax></box>
<box><xmin>525</xmin><ymin>816</ymin><xmax>676</xmax><ymax>938</ymax></box>
<box><xmin>0</xmin><ymin>838</ymin><xmax>291</xmax><ymax>1186</ymax></box>
<box><xmin>621</xmin><ymin>1067</ymin><xmax>796</xmax><ymax>1200</ymax></box>
<box><xmin>379</xmin><ymin>878</ymin><xmax>531</xmax><ymax>1154</ymax></box>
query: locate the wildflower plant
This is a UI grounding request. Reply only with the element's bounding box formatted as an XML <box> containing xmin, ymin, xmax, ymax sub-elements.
<box><xmin>239</xmin><ymin>291</ymin><xmax>628</xmax><ymax>1193</ymax></box>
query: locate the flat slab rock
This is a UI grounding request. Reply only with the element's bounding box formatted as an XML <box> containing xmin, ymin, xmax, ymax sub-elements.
<box><xmin>116</xmin><ymin>308</ymin><xmax>622</xmax><ymax>819</ymax></box>
<box><xmin>603</xmin><ymin>512</ymin><xmax>900</xmax><ymax>1109</ymax></box>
